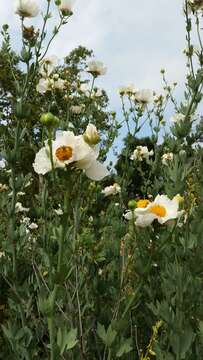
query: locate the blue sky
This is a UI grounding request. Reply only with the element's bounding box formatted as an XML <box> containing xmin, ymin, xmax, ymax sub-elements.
<box><xmin>1</xmin><ymin>1</ymin><xmax>188</xmax><ymax>159</ymax></box>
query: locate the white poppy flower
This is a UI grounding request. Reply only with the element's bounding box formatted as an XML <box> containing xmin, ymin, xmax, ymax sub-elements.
<box><xmin>79</xmin><ymin>83</ymin><xmax>90</xmax><ymax>95</ymax></box>
<box><xmin>39</xmin><ymin>56</ymin><xmax>59</xmax><ymax>77</ymax></box>
<box><xmin>36</xmin><ymin>78</ymin><xmax>52</xmax><ymax>94</ymax></box>
<box><xmin>14</xmin><ymin>0</ymin><xmax>39</xmax><ymax>18</ymax></box>
<box><xmin>130</xmin><ymin>146</ymin><xmax>154</xmax><ymax>161</ymax></box>
<box><xmin>33</xmin><ymin>128</ymin><xmax>109</xmax><ymax>181</ymax></box>
<box><xmin>87</xmin><ymin>61</ymin><xmax>107</xmax><ymax>77</ymax></box>
<box><xmin>53</xmin><ymin>78</ymin><xmax>66</xmax><ymax>90</ymax></box>
<box><xmin>134</xmin><ymin>89</ymin><xmax>153</xmax><ymax>104</ymax></box>
<box><xmin>135</xmin><ymin>195</ymin><xmax>182</xmax><ymax>225</ymax></box>
<box><xmin>162</xmin><ymin>152</ymin><xmax>174</xmax><ymax>165</ymax></box>
<box><xmin>124</xmin><ymin>196</ymin><xmax>183</xmax><ymax>227</ymax></box>
<box><xmin>101</xmin><ymin>183</ymin><xmax>121</xmax><ymax>197</ymax></box>
<box><xmin>58</xmin><ymin>0</ymin><xmax>75</xmax><ymax>15</ymax></box>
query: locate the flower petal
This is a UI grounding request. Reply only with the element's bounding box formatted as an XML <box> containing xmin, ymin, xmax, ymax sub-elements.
<box><xmin>85</xmin><ymin>161</ymin><xmax>109</xmax><ymax>181</ymax></box>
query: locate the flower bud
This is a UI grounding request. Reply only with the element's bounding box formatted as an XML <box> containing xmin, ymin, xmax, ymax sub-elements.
<box><xmin>40</xmin><ymin>112</ymin><xmax>59</xmax><ymax>129</ymax></box>
<box><xmin>83</xmin><ymin>124</ymin><xmax>100</xmax><ymax>145</ymax></box>
<box><xmin>128</xmin><ymin>200</ymin><xmax>137</xmax><ymax>210</ymax></box>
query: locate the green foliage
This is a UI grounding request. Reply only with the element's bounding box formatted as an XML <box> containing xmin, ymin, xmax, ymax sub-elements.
<box><xmin>0</xmin><ymin>1</ymin><xmax>203</xmax><ymax>359</ymax></box>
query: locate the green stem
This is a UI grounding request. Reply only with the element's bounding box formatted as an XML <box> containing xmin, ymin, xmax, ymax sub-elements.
<box><xmin>47</xmin><ymin>198</ymin><xmax>66</xmax><ymax>359</ymax></box>
<box><xmin>48</xmin><ymin>131</ymin><xmax>56</xmax><ymax>182</ymax></box>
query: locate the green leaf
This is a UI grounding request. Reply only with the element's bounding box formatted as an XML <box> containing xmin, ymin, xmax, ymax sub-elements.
<box><xmin>97</xmin><ymin>323</ymin><xmax>106</xmax><ymax>343</ymax></box>
<box><xmin>66</xmin><ymin>328</ymin><xmax>78</xmax><ymax>350</ymax></box>
<box><xmin>105</xmin><ymin>325</ymin><xmax>117</xmax><ymax>347</ymax></box>
<box><xmin>57</xmin><ymin>327</ymin><xmax>78</xmax><ymax>355</ymax></box>
<box><xmin>116</xmin><ymin>338</ymin><xmax>133</xmax><ymax>357</ymax></box>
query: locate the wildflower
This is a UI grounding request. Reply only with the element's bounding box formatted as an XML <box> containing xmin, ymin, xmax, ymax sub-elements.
<box><xmin>39</xmin><ymin>56</ymin><xmax>59</xmax><ymax>77</ymax></box>
<box><xmin>124</xmin><ymin>195</ymin><xmax>183</xmax><ymax>227</ymax></box>
<box><xmin>87</xmin><ymin>61</ymin><xmax>107</xmax><ymax>77</ymax></box>
<box><xmin>188</xmin><ymin>0</ymin><xmax>203</xmax><ymax>12</ymax></box>
<box><xmin>54</xmin><ymin>207</ymin><xmax>63</xmax><ymax>215</ymax></box>
<box><xmin>14</xmin><ymin>0</ymin><xmax>39</xmax><ymax>18</ymax></box>
<box><xmin>29</xmin><ymin>223</ymin><xmax>38</xmax><ymax>230</ymax></box>
<box><xmin>53</xmin><ymin>78</ymin><xmax>66</xmax><ymax>90</ymax></box>
<box><xmin>171</xmin><ymin>113</ymin><xmax>185</xmax><ymax>123</ymax></box>
<box><xmin>135</xmin><ymin>194</ymin><xmax>182</xmax><ymax>226</ymax></box>
<box><xmin>101</xmin><ymin>183</ymin><xmax>121</xmax><ymax>197</ymax></box>
<box><xmin>80</xmin><ymin>83</ymin><xmax>89</xmax><ymax>93</ymax></box>
<box><xmin>0</xmin><ymin>158</ymin><xmax>7</xmax><ymax>169</ymax></box>
<box><xmin>33</xmin><ymin>127</ymin><xmax>109</xmax><ymax>181</ymax></box>
<box><xmin>15</xmin><ymin>202</ymin><xmax>30</xmax><ymax>213</ymax></box>
<box><xmin>130</xmin><ymin>146</ymin><xmax>154</xmax><ymax>161</ymax></box>
<box><xmin>17</xmin><ymin>191</ymin><xmax>26</xmax><ymax>196</ymax></box>
<box><xmin>0</xmin><ymin>251</ymin><xmax>5</xmax><ymax>259</ymax></box>
<box><xmin>162</xmin><ymin>152</ymin><xmax>174</xmax><ymax>165</ymax></box>
<box><xmin>83</xmin><ymin>124</ymin><xmax>100</xmax><ymax>146</ymax></box>
<box><xmin>36</xmin><ymin>78</ymin><xmax>52</xmax><ymax>94</ymax></box>
<box><xmin>70</xmin><ymin>105</ymin><xmax>85</xmax><ymax>114</ymax></box>
<box><xmin>93</xmin><ymin>88</ymin><xmax>103</xmax><ymax>97</ymax></box>
<box><xmin>119</xmin><ymin>84</ymin><xmax>137</xmax><ymax>96</ymax></box>
<box><xmin>21</xmin><ymin>217</ymin><xmax>30</xmax><ymax>224</ymax></box>
<box><xmin>134</xmin><ymin>89</ymin><xmax>153</xmax><ymax>104</ymax></box>
<box><xmin>0</xmin><ymin>183</ymin><xmax>8</xmax><ymax>192</ymax></box>
<box><xmin>58</xmin><ymin>0</ymin><xmax>75</xmax><ymax>16</ymax></box>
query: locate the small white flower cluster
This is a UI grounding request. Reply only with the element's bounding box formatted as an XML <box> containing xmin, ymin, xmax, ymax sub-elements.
<box><xmin>37</xmin><ymin>56</ymin><xmax>66</xmax><ymax>94</ymax></box>
<box><xmin>124</xmin><ymin>195</ymin><xmax>183</xmax><ymax>228</ymax></box>
<box><xmin>130</xmin><ymin>146</ymin><xmax>154</xmax><ymax>161</ymax></box>
<box><xmin>33</xmin><ymin>124</ymin><xmax>109</xmax><ymax>181</ymax></box>
<box><xmin>101</xmin><ymin>183</ymin><xmax>121</xmax><ymax>197</ymax></box>
<box><xmin>162</xmin><ymin>152</ymin><xmax>174</xmax><ymax>165</ymax></box>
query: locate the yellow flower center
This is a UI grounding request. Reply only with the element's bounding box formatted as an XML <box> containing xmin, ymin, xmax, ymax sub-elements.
<box><xmin>137</xmin><ymin>199</ymin><xmax>150</xmax><ymax>208</ymax></box>
<box><xmin>149</xmin><ymin>205</ymin><xmax>166</xmax><ymax>217</ymax></box>
<box><xmin>55</xmin><ymin>146</ymin><xmax>73</xmax><ymax>161</ymax></box>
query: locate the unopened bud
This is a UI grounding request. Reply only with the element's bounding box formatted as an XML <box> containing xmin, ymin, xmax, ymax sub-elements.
<box><xmin>40</xmin><ymin>112</ymin><xmax>59</xmax><ymax>128</ymax></box>
<box><xmin>83</xmin><ymin>124</ymin><xmax>100</xmax><ymax>145</ymax></box>
<box><xmin>128</xmin><ymin>200</ymin><xmax>137</xmax><ymax>210</ymax></box>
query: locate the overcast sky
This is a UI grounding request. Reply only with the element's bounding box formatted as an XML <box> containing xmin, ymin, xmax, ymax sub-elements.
<box><xmin>1</xmin><ymin>1</ymin><xmax>187</xmax><ymax>158</ymax></box>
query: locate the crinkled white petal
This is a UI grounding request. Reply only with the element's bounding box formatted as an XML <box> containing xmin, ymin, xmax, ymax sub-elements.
<box><xmin>33</xmin><ymin>147</ymin><xmax>53</xmax><ymax>175</ymax></box>
<box><xmin>84</xmin><ymin>161</ymin><xmax>109</xmax><ymax>181</ymax></box>
<box><xmin>135</xmin><ymin>213</ymin><xmax>156</xmax><ymax>227</ymax></box>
